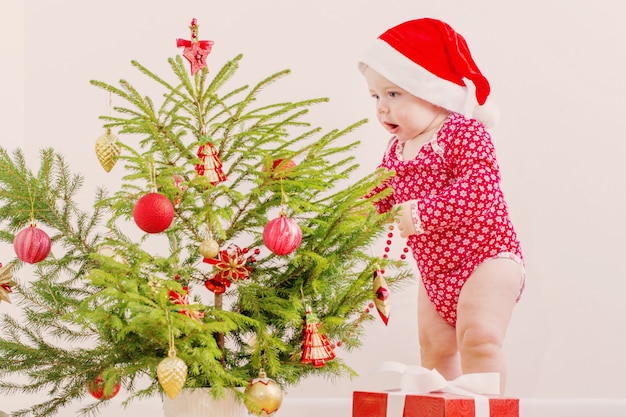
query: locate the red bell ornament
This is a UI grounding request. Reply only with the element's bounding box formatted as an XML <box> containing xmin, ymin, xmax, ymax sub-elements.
<box><xmin>13</xmin><ymin>224</ymin><xmax>52</xmax><ymax>264</ymax></box>
<box><xmin>132</xmin><ymin>192</ymin><xmax>174</xmax><ymax>233</ymax></box>
<box><xmin>301</xmin><ymin>307</ymin><xmax>336</xmax><ymax>368</ymax></box>
<box><xmin>262</xmin><ymin>213</ymin><xmax>302</xmax><ymax>256</ymax></box>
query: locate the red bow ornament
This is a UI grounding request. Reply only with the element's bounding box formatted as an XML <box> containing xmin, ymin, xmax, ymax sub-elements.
<box><xmin>203</xmin><ymin>244</ymin><xmax>252</xmax><ymax>293</ymax></box>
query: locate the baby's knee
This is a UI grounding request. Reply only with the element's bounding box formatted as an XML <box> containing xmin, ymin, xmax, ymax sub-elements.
<box><xmin>458</xmin><ymin>325</ymin><xmax>503</xmax><ymax>353</ymax></box>
<box><xmin>420</xmin><ymin>331</ymin><xmax>458</xmax><ymax>358</ymax></box>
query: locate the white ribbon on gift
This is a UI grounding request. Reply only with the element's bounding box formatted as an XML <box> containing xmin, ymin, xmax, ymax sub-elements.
<box><xmin>373</xmin><ymin>361</ymin><xmax>500</xmax><ymax>417</ymax></box>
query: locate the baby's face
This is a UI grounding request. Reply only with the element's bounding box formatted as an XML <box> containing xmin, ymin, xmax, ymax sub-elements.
<box><xmin>364</xmin><ymin>68</ymin><xmax>440</xmax><ymax>143</ymax></box>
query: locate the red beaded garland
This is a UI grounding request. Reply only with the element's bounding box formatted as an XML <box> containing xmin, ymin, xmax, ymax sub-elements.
<box><xmin>333</xmin><ymin>226</ymin><xmax>410</xmax><ymax>347</ymax></box>
<box><xmin>381</xmin><ymin>225</ymin><xmax>410</xmax><ymax>263</ymax></box>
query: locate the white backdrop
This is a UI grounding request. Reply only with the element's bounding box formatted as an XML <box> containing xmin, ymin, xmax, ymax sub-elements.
<box><xmin>1</xmin><ymin>0</ymin><xmax>626</xmax><ymax>415</ymax></box>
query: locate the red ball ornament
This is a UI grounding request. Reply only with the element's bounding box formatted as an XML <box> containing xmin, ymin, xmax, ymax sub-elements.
<box><xmin>271</xmin><ymin>158</ymin><xmax>295</xmax><ymax>171</ymax></box>
<box><xmin>263</xmin><ymin>158</ymin><xmax>296</xmax><ymax>179</ymax></box>
<box><xmin>132</xmin><ymin>192</ymin><xmax>174</xmax><ymax>233</ymax></box>
<box><xmin>262</xmin><ymin>213</ymin><xmax>302</xmax><ymax>256</ymax></box>
<box><xmin>13</xmin><ymin>224</ymin><xmax>51</xmax><ymax>264</ymax></box>
<box><xmin>87</xmin><ymin>374</ymin><xmax>121</xmax><ymax>400</ymax></box>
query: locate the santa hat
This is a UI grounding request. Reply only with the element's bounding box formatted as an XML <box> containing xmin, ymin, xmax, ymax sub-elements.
<box><xmin>358</xmin><ymin>18</ymin><xmax>499</xmax><ymax>128</ymax></box>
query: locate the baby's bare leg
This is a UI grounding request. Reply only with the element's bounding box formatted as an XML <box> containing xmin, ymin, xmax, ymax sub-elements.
<box><xmin>417</xmin><ymin>279</ymin><xmax>461</xmax><ymax>380</ymax></box>
<box><xmin>456</xmin><ymin>258</ymin><xmax>523</xmax><ymax>393</ymax></box>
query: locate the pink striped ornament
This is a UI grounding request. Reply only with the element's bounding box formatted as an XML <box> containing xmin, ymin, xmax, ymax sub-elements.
<box><xmin>14</xmin><ymin>224</ymin><xmax>51</xmax><ymax>264</ymax></box>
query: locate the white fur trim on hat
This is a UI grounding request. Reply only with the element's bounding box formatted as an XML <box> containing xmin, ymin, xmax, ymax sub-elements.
<box><xmin>359</xmin><ymin>38</ymin><xmax>470</xmax><ymax>115</ymax></box>
<box><xmin>472</xmin><ymin>101</ymin><xmax>500</xmax><ymax>129</ymax></box>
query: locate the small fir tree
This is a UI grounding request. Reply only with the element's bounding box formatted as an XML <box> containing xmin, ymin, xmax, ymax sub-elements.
<box><xmin>0</xmin><ymin>20</ymin><xmax>409</xmax><ymax>417</ymax></box>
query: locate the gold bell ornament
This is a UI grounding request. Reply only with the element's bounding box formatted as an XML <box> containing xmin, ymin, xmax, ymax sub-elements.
<box><xmin>157</xmin><ymin>349</ymin><xmax>188</xmax><ymax>399</ymax></box>
<box><xmin>244</xmin><ymin>369</ymin><xmax>283</xmax><ymax>416</ymax></box>
<box><xmin>95</xmin><ymin>128</ymin><xmax>121</xmax><ymax>172</ymax></box>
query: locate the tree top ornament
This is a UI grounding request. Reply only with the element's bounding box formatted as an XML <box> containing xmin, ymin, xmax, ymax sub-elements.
<box><xmin>176</xmin><ymin>18</ymin><xmax>214</xmax><ymax>75</ymax></box>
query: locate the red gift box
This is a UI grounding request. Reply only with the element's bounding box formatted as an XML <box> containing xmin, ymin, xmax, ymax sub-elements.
<box><xmin>352</xmin><ymin>390</ymin><xmax>519</xmax><ymax>417</ymax></box>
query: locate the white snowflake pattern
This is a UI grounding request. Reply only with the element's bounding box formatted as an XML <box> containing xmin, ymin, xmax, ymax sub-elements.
<box><xmin>370</xmin><ymin>114</ymin><xmax>522</xmax><ymax>325</ymax></box>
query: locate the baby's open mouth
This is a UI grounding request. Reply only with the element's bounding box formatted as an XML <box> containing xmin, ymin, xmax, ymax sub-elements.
<box><xmin>384</xmin><ymin>122</ymin><xmax>399</xmax><ymax>132</ymax></box>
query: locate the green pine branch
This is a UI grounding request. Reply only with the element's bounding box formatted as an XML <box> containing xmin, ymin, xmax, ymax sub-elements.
<box><xmin>0</xmin><ymin>52</ymin><xmax>410</xmax><ymax>416</ymax></box>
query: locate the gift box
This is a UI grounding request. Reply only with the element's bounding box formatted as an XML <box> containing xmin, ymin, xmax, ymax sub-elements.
<box><xmin>352</xmin><ymin>390</ymin><xmax>519</xmax><ymax>417</ymax></box>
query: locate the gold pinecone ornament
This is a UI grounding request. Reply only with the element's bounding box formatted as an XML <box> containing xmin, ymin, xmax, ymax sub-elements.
<box><xmin>157</xmin><ymin>349</ymin><xmax>188</xmax><ymax>399</ymax></box>
<box><xmin>95</xmin><ymin>128</ymin><xmax>121</xmax><ymax>172</ymax></box>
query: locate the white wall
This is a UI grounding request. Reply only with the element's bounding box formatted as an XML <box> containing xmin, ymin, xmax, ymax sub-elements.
<box><xmin>1</xmin><ymin>0</ymin><xmax>626</xmax><ymax>414</ymax></box>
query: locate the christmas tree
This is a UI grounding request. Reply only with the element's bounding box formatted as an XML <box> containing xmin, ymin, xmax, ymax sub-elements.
<box><xmin>0</xmin><ymin>19</ymin><xmax>409</xmax><ymax>416</ymax></box>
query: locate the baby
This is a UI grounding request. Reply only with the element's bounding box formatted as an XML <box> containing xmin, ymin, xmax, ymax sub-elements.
<box><xmin>360</xmin><ymin>18</ymin><xmax>525</xmax><ymax>393</ymax></box>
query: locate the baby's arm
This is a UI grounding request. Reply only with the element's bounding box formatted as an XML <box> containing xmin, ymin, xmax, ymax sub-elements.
<box><xmin>408</xmin><ymin>120</ymin><xmax>502</xmax><ymax>235</ymax></box>
<box><xmin>368</xmin><ymin>184</ymin><xmax>396</xmax><ymax>214</ymax></box>
<box><xmin>396</xmin><ymin>200</ymin><xmax>421</xmax><ymax>238</ymax></box>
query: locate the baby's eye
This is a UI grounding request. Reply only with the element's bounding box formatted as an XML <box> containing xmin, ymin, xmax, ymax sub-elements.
<box><xmin>388</xmin><ymin>91</ymin><xmax>399</xmax><ymax>98</ymax></box>
<box><xmin>371</xmin><ymin>93</ymin><xmax>380</xmax><ymax>100</ymax></box>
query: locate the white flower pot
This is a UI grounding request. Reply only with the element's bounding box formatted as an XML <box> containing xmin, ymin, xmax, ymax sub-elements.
<box><xmin>163</xmin><ymin>388</ymin><xmax>248</xmax><ymax>417</ymax></box>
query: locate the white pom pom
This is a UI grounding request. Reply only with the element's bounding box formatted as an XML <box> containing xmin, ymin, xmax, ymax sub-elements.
<box><xmin>472</xmin><ymin>101</ymin><xmax>500</xmax><ymax>129</ymax></box>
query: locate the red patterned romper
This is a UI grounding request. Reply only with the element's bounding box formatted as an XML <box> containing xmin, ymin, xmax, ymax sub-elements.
<box><xmin>369</xmin><ymin>113</ymin><xmax>524</xmax><ymax>326</ymax></box>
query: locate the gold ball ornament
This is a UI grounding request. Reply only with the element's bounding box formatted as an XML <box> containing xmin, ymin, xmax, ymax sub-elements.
<box><xmin>198</xmin><ymin>238</ymin><xmax>220</xmax><ymax>259</ymax></box>
<box><xmin>97</xmin><ymin>245</ymin><xmax>126</xmax><ymax>264</ymax></box>
<box><xmin>95</xmin><ymin>128</ymin><xmax>121</xmax><ymax>172</ymax></box>
<box><xmin>156</xmin><ymin>350</ymin><xmax>188</xmax><ymax>400</ymax></box>
<box><xmin>244</xmin><ymin>369</ymin><xmax>283</xmax><ymax>416</ymax></box>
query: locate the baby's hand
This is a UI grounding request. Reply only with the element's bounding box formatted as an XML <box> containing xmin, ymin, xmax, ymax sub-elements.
<box><xmin>396</xmin><ymin>201</ymin><xmax>417</xmax><ymax>238</ymax></box>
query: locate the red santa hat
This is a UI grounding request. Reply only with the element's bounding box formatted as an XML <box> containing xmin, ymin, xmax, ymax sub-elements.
<box><xmin>359</xmin><ymin>18</ymin><xmax>499</xmax><ymax>127</ymax></box>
